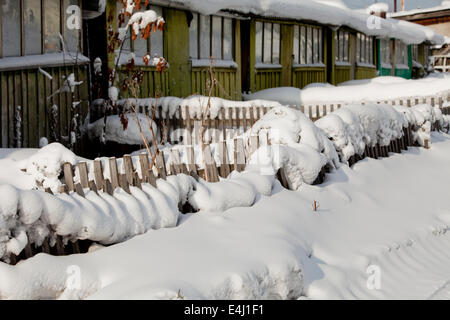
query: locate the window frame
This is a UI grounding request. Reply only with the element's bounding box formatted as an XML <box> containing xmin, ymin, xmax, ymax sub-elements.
<box><xmin>189</xmin><ymin>12</ymin><xmax>235</xmax><ymax>63</ymax></box>
<box><xmin>335</xmin><ymin>29</ymin><xmax>350</xmax><ymax>64</ymax></box>
<box><xmin>255</xmin><ymin>20</ymin><xmax>281</xmax><ymax>67</ymax></box>
<box><xmin>119</xmin><ymin>3</ymin><xmax>164</xmax><ymax>60</ymax></box>
<box><xmin>356</xmin><ymin>32</ymin><xmax>374</xmax><ymax>66</ymax></box>
<box><xmin>0</xmin><ymin>0</ymin><xmax>83</xmax><ymax>59</ymax></box>
<box><xmin>292</xmin><ymin>24</ymin><xmax>324</xmax><ymax>67</ymax></box>
<box><xmin>395</xmin><ymin>39</ymin><xmax>409</xmax><ymax>67</ymax></box>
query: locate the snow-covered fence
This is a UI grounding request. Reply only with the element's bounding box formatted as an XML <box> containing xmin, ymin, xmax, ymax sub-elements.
<box><xmin>6</xmin><ymin>105</ymin><xmax>445</xmax><ymax>265</ymax></box>
<box><xmin>89</xmin><ymin>89</ymin><xmax>450</xmax><ymax>147</ymax></box>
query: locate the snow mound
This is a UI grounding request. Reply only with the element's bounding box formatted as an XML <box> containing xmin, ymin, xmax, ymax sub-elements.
<box><xmin>86</xmin><ymin>113</ymin><xmax>158</xmax><ymax>145</ymax></box>
<box><xmin>115</xmin><ymin>95</ymin><xmax>282</xmax><ymax>120</ymax></box>
<box><xmin>242</xmin><ymin>87</ymin><xmax>302</xmax><ymax>107</ymax></box>
<box><xmin>18</xmin><ymin>143</ymin><xmax>77</xmax><ymax>192</ymax></box>
<box><xmin>247</xmin><ymin>106</ymin><xmax>339</xmax><ymax>189</ymax></box>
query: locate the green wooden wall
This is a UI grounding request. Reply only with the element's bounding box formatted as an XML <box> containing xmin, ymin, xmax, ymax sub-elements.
<box><xmin>292</xmin><ymin>68</ymin><xmax>326</xmax><ymax>88</ymax></box>
<box><xmin>335</xmin><ymin>66</ymin><xmax>352</xmax><ymax>84</ymax></box>
<box><xmin>191</xmin><ymin>68</ymin><xmax>241</xmax><ymax>99</ymax></box>
<box><xmin>108</xmin><ymin>2</ymin><xmax>241</xmax><ymax>100</ymax></box>
<box><xmin>355</xmin><ymin>66</ymin><xmax>377</xmax><ymax>80</ymax></box>
<box><xmin>0</xmin><ymin>65</ymin><xmax>89</xmax><ymax>148</ymax></box>
<box><xmin>394</xmin><ymin>46</ymin><xmax>412</xmax><ymax>79</ymax></box>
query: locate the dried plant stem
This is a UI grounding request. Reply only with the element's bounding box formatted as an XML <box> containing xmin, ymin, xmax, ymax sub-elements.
<box><xmin>129</xmin><ymin>83</ymin><xmax>157</xmax><ymax>170</ymax></box>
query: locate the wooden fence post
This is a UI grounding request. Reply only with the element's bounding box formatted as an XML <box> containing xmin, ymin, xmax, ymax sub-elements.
<box><xmin>123</xmin><ymin>155</ymin><xmax>135</xmax><ymax>186</ymax></box>
<box><xmin>234</xmin><ymin>137</ymin><xmax>246</xmax><ymax>172</ymax></box>
<box><xmin>77</xmin><ymin>162</ymin><xmax>89</xmax><ymax>189</ymax></box>
<box><xmin>155</xmin><ymin>151</ymin><xmax>167</xmax><ymax>180</ymax></box>
<box><xmin>93</xmin><ymin>160</ymin><xmax>104</xmax><ymax>192</ymax></box>
<box><xmin>109</xmin><ymin>157</ymin><xmax>120</xmax><ymax>190</ymax></box>
<box><xmin>63</xmin><ymin>162</ymin><xmax>75</xmax><ymax>192</ymax></box>
<box><xmin>202</xmin><ymin>143</ymin><xmax>219</xmax><ymax>182</ymax></box>
<box><xmin>219</xmin><ymin>140</ymin><xmax>231</xmax><ymax>178</ymax></box>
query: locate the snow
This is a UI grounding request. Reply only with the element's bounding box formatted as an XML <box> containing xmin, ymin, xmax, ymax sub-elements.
<box><xmin>366</xmin><ymin>3</ymin><xmax>389</xmax><ymax>14</ymax></box>
<box><xmin>2</xmin><ymin>132</ymin><xmax>450</xmax><ymax>299</ymax></box>
<box><xmin>0</xmin><ymin>53</ymin><xmax>90</xmax><ymax>71</ymax></box>
<box><xmin>389</xmin><ymin>1</ymin><xmax>450</xmax><ymax>18</ymax></box>
<box><xmin>114</xmin><ymin>95</ymin><xmax>282</xmax><ymax>120</ymax></box>
<box><xmin>168</xmin><ymin>0</ymin><xmax>445</xmax><ymax>45</ymax></box>
<box><xmin>18</xmin><ymin>143</ymin><xmax>78</xmax><ymax>192</ymax></box>
<box><xmin>243</xmin><ymin>74</ymin><xmax>450</xmax><ymax>105</ymax></box>
<box><xmin>242</xmin><ymin>87</ymin><xmax>302</xmax><ymax>107</ymax></box>
<box><xmin>191</xmin><ymin>59</ymin><xmax>238</xmax><ymax>69</ymax></box>
<box><xmin>85</xmin><ymin>113</ymin><xmax>158</xmax><ymax>146</ymax></box>
<box><xmin>248</xmin><ymin>106</ymin><xmax>339</xmax><ymax>187</ymax></box>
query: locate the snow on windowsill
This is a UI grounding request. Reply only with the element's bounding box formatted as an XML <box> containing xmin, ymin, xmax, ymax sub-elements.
<box><xmin>381</xmin><ymin>63</ymin><xmax>392</xmax><ymax>69</ymax></box>
<box><xmin>356</xmin><ymin>62</ymin><xmax>376</xmax><ymax>68</ymax></box>
<box><xmin>335</xmin><ymin>61</ymin><xmax>352</xmax><ymax>67</ymax></box>
<box><xmin>395</xmin><ymin>64</ymin><xmax>410</xmax><ymax>70</ymax></box>
<box><xmin>255</xmin><ymin>63</ymin><xmax>283</xmax><ymax>70</ymax></box>
<box><xmin>191</xmin><ymin>59</ymin><xmax>238</xmax><ymax>69</ymax></box>
<box><xmin>293</xmin><ymin>63</ymin><xmax>326</xmax><ymax>68</ymax></box>
<box><xmin>0</xmin><ymin>52</ymin><xmax>90</xmax><ymax>71</ymax></box>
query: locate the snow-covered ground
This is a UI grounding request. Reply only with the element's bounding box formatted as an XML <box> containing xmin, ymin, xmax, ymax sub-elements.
<box><xmin>1</xmin><ymin>131</ymin><xmax>450</xmax><ymax>300</ymax></box>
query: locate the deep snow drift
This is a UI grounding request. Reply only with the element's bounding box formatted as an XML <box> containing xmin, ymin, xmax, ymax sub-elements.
<box><xmin>1</xmin><ymin>132</ymin><xmax>450</xmax><ymax>299</ymax></box>
<box><xmin>243</xmin><ymin>74</ymin><xmax>450</xmax><ymax>106</ymax></box>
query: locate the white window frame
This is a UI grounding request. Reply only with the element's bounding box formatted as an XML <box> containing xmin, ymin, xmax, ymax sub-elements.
<box><xmin>293</xmin><ymin>24</ymin><xmax>324</xmax><ymax>68</ymax></box>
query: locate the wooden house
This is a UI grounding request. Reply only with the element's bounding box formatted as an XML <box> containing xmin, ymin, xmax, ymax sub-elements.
<box><xmin>0</xmin><ymin>0</ymin><xmax>90</xmax><ymax>149</ymax></box>
<box><xmin>0</xmin><ymin>0</ymin><xmax>445</xmax><ymax>150</ymax></box>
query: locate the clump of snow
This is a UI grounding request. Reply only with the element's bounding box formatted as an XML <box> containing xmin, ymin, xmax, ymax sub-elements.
<box><xmin>86</xmin><ymin>113</ymin><xmax>158</xmax><ymax>145</ymax></box>
<box><xmin>244</xmin><ymin>74</ymin><xmax>450</xmax><ymax>106</ymax></box>
<box><xmin>243</xmin><ymin>87</ymin><xmax>302</xmax><ymax>107</ymax></box>
<box><xmin>0</xmin><ymin>168</ymin><xmax>280</xmax><ymax>262</ymax></box>
<box><xmin>114</xmin><ymin>95</ymin><xmax>282</xmax><ymax>121</ymax></box>
<box><xmin>167</xmin><ymin>0</ymin><xmax>444</xmax><ymax>45</ymax></box>
<box><xmin>108</xmin><ymin>86</ymin><xmax>119</xmax><ymax>102</ymax></box>
<box><xmin>315</xmin><ymin>114</ymin><xmax>355</xmax><ymax>163</ymax></box>
<box><xmin>18</xmin><ymin>143</ymin><xmax>77</xmax><ymax>192</ymax></box>
<box><xmin>366</xmin><ymin>3</ymin><xmax>389</xmax><ymax>14</ymax></box>
<box><xmin>247</xmin><ymin>106</ymin><xmax>339</xmax><ymax>189</ymax></box>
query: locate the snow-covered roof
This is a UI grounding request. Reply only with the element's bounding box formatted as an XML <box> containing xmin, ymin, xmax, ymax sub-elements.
<box><xmin>389</xmin><ymin>1</ymin><xmax>450</xmax><ymax>18</ymax></box>
<box><xmin>153</xmin><ymin>0</ymin><xmax>445</xmax><ymax>45</ymax></box>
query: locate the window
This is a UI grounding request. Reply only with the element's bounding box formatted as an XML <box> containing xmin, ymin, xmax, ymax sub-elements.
<box><xmin>189</xmin><ymin>13</ymin><xmax>234</xmax><ymax>61</ymax></box>
<box><xmin>119</xmin><ymin>4</ymin><xmax>164</xmax><ymax>58</ymax></box>
<box><xmin>45</xmin><ymin>0</ymin><xmax>61</xmax><ymax>53</ymax></box>
<box><xmin>335</xmin><ymin>30</ymin><xmax>349</xmax><ymax>63</ymax></box>
<box><xmin>1</xmin><ymin>0</ymin><xmax>21</xmax><ymax>57</ymax></box>
<box><xmin>356</xmin><ymin>33</ymin><xmax>374</xmax><ymax>65</ymax></box>
<box><xmin>255</xmin><ymin>21</ymin><xmax>281</xmax><ymax>65</ymax></box>
<box><xmin>395</xmin><ymin>40</ymin><xmax>408</xmax><ymax>66</ymax></box>
<box><xmin>293</xmin><ymin>25</ymin><xmax>323</xmax><ymax>66</ymax></box>
<box><xmin>380</xmin><ymin>38</ymin><xmax>391</xmax><ymax>66</ymax></box>
<box><xmin>1</xmin><ymin>0</ymin><xmax>82</xmax><ymax>58</ymax></box>
<box><xmin>411</xmin><ymin>44</ymin><xmax>419</xmax><ymax>62</ymax></box>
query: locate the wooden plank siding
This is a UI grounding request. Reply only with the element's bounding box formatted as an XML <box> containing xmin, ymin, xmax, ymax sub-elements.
<box><xmin>292</xmin><ymin>67</ymin><xmax>327</xmax><ymax>88</ymax></box>
<box><xmin>254</xmin><ymin>69</ymin><xmax>283</xmax><ymax>91</ymax></box>
<box><xmin>335</xmin><ymin>66</ymin><xmax>352</xmax><ymax>84</ymax></box>
<box><xmin>355</xmin><ymin>66</ymin><xmax>377</xmax><ymax>80</ymax></box>
<box><xmin>191</xmin><ymin>67</ymin><xmax>240</xmax><ymax>100</ymax></box>
<box><xmin>0</xmin><ymin>65</ymin><xmax>89</xmax><ymax>148</ymax></box>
